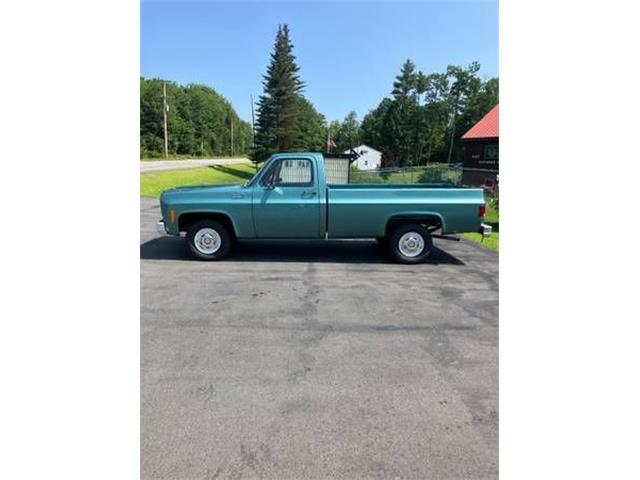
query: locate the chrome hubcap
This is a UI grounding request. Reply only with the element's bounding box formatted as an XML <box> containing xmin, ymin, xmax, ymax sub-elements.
<box><xmin>398</xmin><ymin>232</ymin><xmax>425</xmax><ymax>257</ymax></box>
<box><xmin>194</xmin><ymin>228</ymin><xmax>221</xmax><ymax>254</ymax></box>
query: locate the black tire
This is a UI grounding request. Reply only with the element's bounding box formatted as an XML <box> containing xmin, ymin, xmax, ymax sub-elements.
<box><xmin>387</xmin><ymin>223</ymin><xmax>433</xmax><ymax>264</ymax></box>
<box><xmin>185</xmin><ymin>219</ymin><xmax>232</xmax><ymax>261</ymax></box>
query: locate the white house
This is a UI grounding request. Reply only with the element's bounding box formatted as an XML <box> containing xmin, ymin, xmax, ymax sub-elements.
<box><xmin>344</xmin><ymin>145</ymin><xmax>382</xmax><ymax>171</ymax></box>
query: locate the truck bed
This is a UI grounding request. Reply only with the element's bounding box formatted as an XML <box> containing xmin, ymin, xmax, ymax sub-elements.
<box><xmin>328</xmin><ymin>183</ymin><xmax>462</xmax><ymax>189</ymax></box>
<box><xmin>326</xmin><ymin>183</ymin><xmax>484</xmax><ymax>237</ymax></box>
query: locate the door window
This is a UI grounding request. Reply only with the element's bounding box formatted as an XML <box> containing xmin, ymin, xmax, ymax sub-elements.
<box><xmin>262</xmin><ymin>158</ymin><xmax>313</xmax><ymax>187</ymax></box>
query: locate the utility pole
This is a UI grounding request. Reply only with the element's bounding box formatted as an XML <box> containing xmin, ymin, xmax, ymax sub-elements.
<box><xmin>326</xmin><ymin>125</ymin><xmax>331</xmax><ymax>152</ymax></box>
<box><xmin>447</xmin><ymin>92</ymin><xmax>460</xmax><ymax>164</ymax></box>
<box><xmin>162</xmin><ymin>81</ymin><xmax>169</xmax><ymax>159</ymax></box>
<box><xmin>230</xmin><ymin>118</ymin><xmax>234</xmax><ymax>157</ymax></box>
<box><xmin>447</xmin><ymin>121</ymin><xmax>456</xmax><ymax>164</ymax></box>
<box><xmin>250</xmin><ymin>95</ymin><xmax>257</xmax><ymax>171</ymax></box>
<box><xmin>250</xmin><ymin>95</ymin><xmax>256</xmax><ymax>142</ymax></box>
<box><xmin>200</xmin><ymin>122</ymin><xmax>204</xmax><ymax>155</ymax></box>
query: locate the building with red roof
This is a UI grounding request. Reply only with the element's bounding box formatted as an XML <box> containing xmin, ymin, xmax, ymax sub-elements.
<box><xmin>461</xmin><ymin>104</ymin><xmax>499</xmax><ymax>186</ymax></box>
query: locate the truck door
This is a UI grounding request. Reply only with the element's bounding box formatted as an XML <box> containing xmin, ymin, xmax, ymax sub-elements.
<box><xmin>252</xmin><ymin>157</ymin><xmax>321</xmax><ymax>238</ymax></box>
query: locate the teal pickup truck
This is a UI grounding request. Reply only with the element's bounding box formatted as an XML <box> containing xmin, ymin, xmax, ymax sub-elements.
<box><xmin>158</xmin><ymin>152</ymin><xmax>487</xmax><ymax>264</ymax></box>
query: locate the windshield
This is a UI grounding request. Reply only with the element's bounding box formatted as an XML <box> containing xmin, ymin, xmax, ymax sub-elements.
<box><xmin>244</xmin><ymin>157</ymin><xmax>273</xmax><ymax>187</ymax></box>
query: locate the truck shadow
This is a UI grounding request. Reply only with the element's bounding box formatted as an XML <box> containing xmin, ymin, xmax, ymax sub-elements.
<box><xmin>140</xmin><ymin>237</ymin><xmax>465</xmax><ymax>265</ymax></box>
<box><xmin>208</xmin><ymin>164</ymin><xmax>255</xmax><ymax>179</ymax></box>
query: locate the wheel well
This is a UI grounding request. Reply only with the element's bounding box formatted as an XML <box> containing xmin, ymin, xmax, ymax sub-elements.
<box><xmin>385</xmin><ymin>216</ymin><xmax>442</xmax><ymax>236</ymax></box>
<box><xmin>178</xmin><ymin>212</ymin><xmax>236</xmax><ymax>237</ymax></box>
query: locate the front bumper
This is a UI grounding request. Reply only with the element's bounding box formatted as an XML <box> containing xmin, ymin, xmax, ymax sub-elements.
<box><xmin>156</xmin><ymin>220</ymin><xmax>168</xmax><ymax>237</ymax></box>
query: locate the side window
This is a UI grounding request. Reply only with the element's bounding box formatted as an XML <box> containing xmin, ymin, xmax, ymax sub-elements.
<box><xmin>263</xmin><ymin>158</ymin><xmax>313</xmax><ymax>186</ymax></box>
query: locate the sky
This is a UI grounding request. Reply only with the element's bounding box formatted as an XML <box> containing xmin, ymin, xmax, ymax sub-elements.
<box><xmin>141</xmin><ymin>1</ymin><xmax>498</xmax><ymax>123</ymax></box>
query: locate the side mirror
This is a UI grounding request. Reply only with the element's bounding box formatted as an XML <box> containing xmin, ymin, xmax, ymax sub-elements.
<box><xmin>263</xmin><ymin>180</ymin><xmax>275</xmax><ymax>190</ymax></box>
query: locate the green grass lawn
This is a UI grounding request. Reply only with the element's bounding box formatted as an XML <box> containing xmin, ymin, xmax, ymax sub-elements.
<box><xmin>462</xmin><ymin>199</ymin><xmax>499</xmax><ymax>252</ymax></box>
<box><xmin>140</xmin><ymin>164</ymin><xmax>258</xmax><ymax>197</ymax></box>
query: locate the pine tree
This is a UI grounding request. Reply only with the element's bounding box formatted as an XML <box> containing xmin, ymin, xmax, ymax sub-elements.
<box><xmin>392</xmin><ymin>59</ymin><xmax>418</xmax><ymax>98</ymax></box>
<box><xmin>253</xmin><ymin>24</ymin><xmax>306</xmax><ymax>162</ymax></box>
<box><xmin>391</xmin><ymin>60</ymin><xmax>419</xmax><ymax>166</ymax></box>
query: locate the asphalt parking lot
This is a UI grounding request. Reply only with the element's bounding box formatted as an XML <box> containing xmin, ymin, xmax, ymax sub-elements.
<box><xmin>140</xmin><ymin>197</ymin><xmax>498</xmax><ymax>479</ymax></box>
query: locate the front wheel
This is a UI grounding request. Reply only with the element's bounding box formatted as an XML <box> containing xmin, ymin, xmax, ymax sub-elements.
<box><xmin>185</xmin><ymin>219</ymin><xmax>232</xmax><ymax>261</ymax></box>
<box><xmin>388</xmin><ymin>224</ymin><xmax>433</xmax><ymax>264</ymax></box>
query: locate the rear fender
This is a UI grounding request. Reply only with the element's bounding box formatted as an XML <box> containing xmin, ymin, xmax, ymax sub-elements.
<box><xmin>385</xmin><ymin>212</ymin><xmax>447</xmax><ymax>236</ymax></box>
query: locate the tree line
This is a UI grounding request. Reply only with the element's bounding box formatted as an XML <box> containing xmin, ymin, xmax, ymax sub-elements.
<box><xmin>359</xmin><ymin>60</ymin><xmax>498</xmax><ymax>166</ymax></box>
<box><xmin>140</xmin><ymin>24</ymin><xmax>498</xmax><ymax>166</ymax></box>
<box><xmin>140</xmin><ymin>78</ymin><xmax>252</xmax><ymax>158</ymax></box>
<box><xmin>252</xmin><ymin>24</ymin><xmax>498</xmax><ymax>166</ymax></box>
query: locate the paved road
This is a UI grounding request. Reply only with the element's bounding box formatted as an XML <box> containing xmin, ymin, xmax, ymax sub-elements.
<box><xmin>141</xmin><ymin>158</ymin><xmax>251</xmax><ymax>174</ymax></box>
<box><xmin>140</xmin><ymin>197</ymin><xmax>498</xmax><ymax>479</ymax></box>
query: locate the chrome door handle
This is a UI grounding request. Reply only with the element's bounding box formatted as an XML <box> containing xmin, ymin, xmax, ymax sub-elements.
<box><xmin>302</xmin><ymin>191</ymin><xmax>317</xmax><ymax>196</ymax></box>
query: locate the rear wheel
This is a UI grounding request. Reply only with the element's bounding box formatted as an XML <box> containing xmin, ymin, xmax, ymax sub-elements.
<box><xmin>185</xmin><ymin>219</ymin><xmax>232</xmax><ymax>261</ymax></box>
<box><xmin>388</xmin><ymin>223</ymin><xmax>433</xmax><ymax>264</ymax></box>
